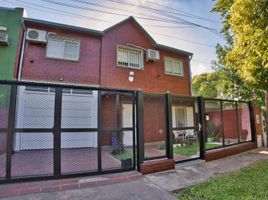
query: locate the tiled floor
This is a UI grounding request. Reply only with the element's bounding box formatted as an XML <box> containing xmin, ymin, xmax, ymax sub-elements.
<box><xmin>0</xmin><ymin>148</ymin><xmax>122</xmax><ymax>178</ymax></box>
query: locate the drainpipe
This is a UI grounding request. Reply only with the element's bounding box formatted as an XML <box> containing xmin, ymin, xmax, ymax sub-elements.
<box><xmin>17</xmin><ymin>20</ymin><xmax>26</xmax><ymax>81</ymax></box>
<box><xmin>188</xmin><ymin>55</ymin><xmax>193</xmax><ymax>96</ymax></box>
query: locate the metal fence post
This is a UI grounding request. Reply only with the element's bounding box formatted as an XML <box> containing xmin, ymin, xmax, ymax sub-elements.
<box><xmin>54</xmin><ymin>87</ymin><xmax>62</xmax><ymax>176</ymax></box>
<box><xmin>197</xmin><ymin>96</ymin><xmax>206</xmax><ymax>160</ymax></box>
<box><xmin>136</xmin><ymin>91</ymin><xmax>144</xmax><ymax>171</ymax></box>
<box><xmin>165</xmin><ymin>93</ymin><xmax>173</xmax><ymax>159</ymax></box>
<box><xmin>97</xmin><ymin>91</ymin><xmax>102</xmax><ymax>172</ymax></box>
<box><xmin>6</xmin><ymin>85</ymin><xmax>17</xmax><ymax>179</ymax></box>
<box><xmin>248</xmin><ymin>101</ymin><xmax>257</xmax><ymax>143</ymax></box>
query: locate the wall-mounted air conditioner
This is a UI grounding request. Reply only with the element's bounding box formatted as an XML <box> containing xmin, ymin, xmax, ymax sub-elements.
<box><xmin>26</xmin><ymin>28</ymin><xmax>47</xmax><ymax>43</ymax></box>
<box><xmin>0</xmin><ymin>32</ymin><xmax>9</xmax><ymax>45</ymax></box>
<box><xmin>146</xmin><ymin>49</ymin><xmax>160</xmax><ymax>61</ymax></box>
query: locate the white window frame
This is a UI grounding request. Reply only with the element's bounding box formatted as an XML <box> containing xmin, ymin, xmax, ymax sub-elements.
<box><xmin>46</xmin><ymin>36</ymin><xmax>80</xmax><ymax>62</ymax></box>
<box><xmin>164</xmin><ymin>56</ymin><xmax>184</xmax><ymax>76</ymax></box>
<box><xmin>116</xmin><ymin>45</ymin><xmax>144</xmax><ymax>70</ymax></box>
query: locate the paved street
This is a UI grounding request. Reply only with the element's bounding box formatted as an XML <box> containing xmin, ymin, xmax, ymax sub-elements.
<box><xmin>1</xmin><ymin>179</ymin><xmax>176</xmax><ymax>200</ymax></box>
<box><xmin>1</xmin><ymin>148</ymin><xmax>268</xmax><ymax>200</ymax></box>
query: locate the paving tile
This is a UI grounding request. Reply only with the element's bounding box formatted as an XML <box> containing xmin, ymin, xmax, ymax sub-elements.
<box><xmin>40</xmin><ymin>185</ymin><xmax>61</xmax><ymax>193</ymax></box>
<box><xmin>60</xmin><ymin>183</ymin><xmax>79</xmax><ymax>191</ymax></box>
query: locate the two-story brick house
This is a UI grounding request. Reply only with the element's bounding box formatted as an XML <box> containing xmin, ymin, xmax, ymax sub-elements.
<box><xmin>14</xmin><ymin>16</ymin><xmax>194</xmax><ymax>151</ymax></box>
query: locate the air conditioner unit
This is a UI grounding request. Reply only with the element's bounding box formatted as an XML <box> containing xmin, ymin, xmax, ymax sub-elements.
<box><xmin>146</xmin><ymin>49</ymin><xmax>160</xmax><ymax>61</ymax></box>
<box><xmin>0</xmin><ymin>32</ymin><xmax>8</xmax><ymax>45</ymax></box>
<box><xmin>26</xmin><ymin>28</ymin><xmax>47</xmax><ymax>43</ymax></box>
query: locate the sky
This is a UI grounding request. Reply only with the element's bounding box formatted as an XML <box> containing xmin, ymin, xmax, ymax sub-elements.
<box><xmin>1</xmin><ymin>0</ymin><xmax>226</xmax><ymax>76</ymax></box>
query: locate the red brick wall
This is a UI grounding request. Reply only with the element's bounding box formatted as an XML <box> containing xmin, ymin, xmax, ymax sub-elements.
<box><xmin>22</xmin><ymin>21</ymin><xmax>191</xmax><ymax>95</ymax></box>
<box><xmin>144</xmin><ymin>96</ymin><xmax>166</xmax><ymax>142</ymax></box>
<box><xmin>101</xmin><ymin>94</ymin><xmax>166</xmax><ymax>145</ymax></box>
<box><xmin>101</xmin><ymin>95</ymin><xmax>117</xmax><ymax>145</ymax></box>
<box><xmin>205</xmin><ymin>142</ymin><xmax>256</xmax><ymax>161</ymax></box>
<box><xmin>207</xmin><ymin>106</ymin><xmax>252</xmax><ymax>140</ymax></box>
<box><xmin>21</xmin><ymin>25</ymin><xmax>101</xmax><ymax>85</ymax></box>
<box><xmin>101</xmin><ymin>21</ymin><xmax>191</xmax><ymax>95</ymax></box>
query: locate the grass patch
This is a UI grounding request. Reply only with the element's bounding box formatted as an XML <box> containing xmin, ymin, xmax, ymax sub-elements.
<box><xmin>176</xmin><ymin>160</ymin><xmax>268</xmax><ymax>200</ymax></box>
<box><xmin>112</xmin><ymin>149</ymin><xmax>133</xmax><ymax>161</ymax></box>
<box><xmin>173</xmin><ymin>143</ymin><xmax>220</xmax><ymax>157</ymax></box>
<box><xmin>205</xmin><ymin>143</ymin><xmax>222</xmax><ymax>150</ymax></box>
<box><xmin>173</xmin><ymin>144</ymin><xmax>199</xmax><ymax>157</ymax></box>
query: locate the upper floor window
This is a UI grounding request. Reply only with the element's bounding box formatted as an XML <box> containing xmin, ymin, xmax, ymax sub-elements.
<box><xmin>46</xmin><ymin>36</ymin><xmax>80</xmax><ymax>61</ymax></box>
<box><xmin>117</xmin><ymin>45</ymin><xmax>144</xmax><ymax>69</ymax></box>
<box><xmin>164</xmin><ymin>57</ymin><xmax>184</xmax><ymax>76</ymax></box>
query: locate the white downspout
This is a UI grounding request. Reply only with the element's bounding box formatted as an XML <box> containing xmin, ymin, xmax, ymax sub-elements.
<box><xmin>188</xmin><ymin>55</ymin><xmax>193</xmax><ymax>96</ymax></box>
<box><xmin>18</xmin><ymin>25</ymin><xmax>26</xmax><ymax>81</ymax></box>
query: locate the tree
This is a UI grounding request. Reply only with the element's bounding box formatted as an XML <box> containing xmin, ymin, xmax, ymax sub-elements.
<box><xmin>192</xmin><ymin>73</ymin><xmax>219</xmax><ymax>98</ymax></box>
<box><xmin>212</xmin><ymin>0</ymin><xmax>268</xmax><ymax>136</ymax></box>
<box><xmin>226</xmin><ymin>0</ymin><xmax>268</xmax><ymax>88</ymax></box>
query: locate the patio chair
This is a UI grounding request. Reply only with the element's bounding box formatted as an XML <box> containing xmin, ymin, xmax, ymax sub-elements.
<box><xmin>185</xmin><ymin>130</ymin><xmax>197</xmax><ymax>142</ymax></box>
<box><xmin>173</xmin><ymin>130</ymin><xmax>186</xmax><ymax>143</ymax></box>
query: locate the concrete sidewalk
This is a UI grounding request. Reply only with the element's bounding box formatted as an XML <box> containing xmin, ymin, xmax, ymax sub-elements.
<box><xmin>1</xmin><ymin>148</ymin><xmax>268</xmax><ymax>200</ymax></box>
<box><xmin>145</xmin><ymin>147</ymin><xmax>268</xmax><ymax>192</ymax></box>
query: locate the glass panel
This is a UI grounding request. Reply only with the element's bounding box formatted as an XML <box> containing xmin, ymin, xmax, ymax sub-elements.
<box><xmin>144</xmin><ymin>94</ymin><xmax>166</xmax><ymax>160</ymax></box>
<box><xmin>15</xmin><ymin>86</ymin><xmax>55</xmax><ymax>129</ymax></box>
<box><xmin>101</xmin><ymin>91</ymin><xmax>134</xmax><ymax>170</ymax></box>
<box><xmin>222</xmin><ymin>102</ymin><xmax>239</xmax><ymax>145</ymax></box>
<box><xmin>61</xmin><ymin>89</ymin><xmax>98</xmax><ymax>128</ymax></box>
<box><xmin>11</xmin><ymin>132</ymin><xmax>53</xmax><ymax>177</ymax></box>
<box><xmin>237</xmin><ymin>103</ymin><xmax>252</xmax><ymax>142</ymax></box>
<box><xmin>101</xmin><ymin>92</ymin><xmax>133</xmax><ymax>129</ymax></box>
<box><xmin>47</xmin><ymin>37</ymin><xmax>79</xmax><ymax>61</ymax></box>
<box><xmin>64</xmin><ymin>40</ymin><xmax>79</xmax><ymax>60</ymax></box>
<box><xmin>47</xmin><ymin>38</ymin><xmax>65</xmax><ymax>59</ymax></box>
<box><xmin>117</xmin><ymin>47</ymin><xmax>128</xmax><ymax>66</ymax></box>
<box><xmin>172</xmin><ymin>97</ymin><xmax>200</xmax><ymax>162</ymax></box>
<box><xmin>173</xmin><ymin>60</ymin><xmax>182</xmax><ymax>75</ymax></box>
<box><xmin>129</xmin><ymin>50</ymin><xmax>140</xmax><ymax>68</ymax></box>
<box><xmin>165</xmin><ymin>59</ymin><xmax>173</xmax><ymax>74</ymax></box>
<box><xmin>101</xmin><ymin>130</ymin><xmax>134</xmax><ymax>171</ymax></box>
<box><xmin>204</xmin><ymin>100</ymin><xmax>224</xmax><ymax>149</ymax></box>
<box><xmin>61</xmin><ymin>132</ymin><xmax>98</xmax><ymax>174</ymax></box>
<box><xmin>117</xmin><ymin>46</ymin><xmax>142</xmax><ymax>69</ymax></box>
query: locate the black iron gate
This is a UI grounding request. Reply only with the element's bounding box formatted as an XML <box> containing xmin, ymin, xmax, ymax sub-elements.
<box><xmin>135</xmin><ymin>92</ymin><xmax>203</xmax><ymax>166</ymax></box>
<box><xmin>0</xmin><ymin>80</ymin><xmax>256</xmax><ymax>184</ymax></box>
<box><xmin>0</xmin><ymin>80</ymin><xmax>136</xmax><ymax>184</ymax></box>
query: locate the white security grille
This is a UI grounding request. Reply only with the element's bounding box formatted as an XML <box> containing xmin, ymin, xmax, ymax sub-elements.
<box><xmin>46</xmin><ymin>36</ymin><xmax>80</xmax><ymax>61</ymax></box>
<box><xmin>164</xmin><ymin>57</ymin><xmax>183</xmax><ymax>76</ymax></box>
<box><xmin>117</xmin><ymin>45</ymin><xmax>143</xmax><ymax>69</ymax></box>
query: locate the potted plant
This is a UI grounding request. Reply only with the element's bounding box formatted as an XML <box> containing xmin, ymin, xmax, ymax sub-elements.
<box><xmin>111</xmin><ymin>133</ymin><xmax>132</xmax><ymax>169</ymax></box>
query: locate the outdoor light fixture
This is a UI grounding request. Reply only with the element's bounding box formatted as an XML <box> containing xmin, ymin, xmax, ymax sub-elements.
<box><xmin>205</xmin><ymin>114</ymin><xmax>210</xmax><ymax>121</ymax></box>
<box><xmin>128</xmin><ymin>71</ymin><xmax>134</xmax><ymax>82</ymax></box>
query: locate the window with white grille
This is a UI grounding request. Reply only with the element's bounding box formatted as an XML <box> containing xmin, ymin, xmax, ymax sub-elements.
<box><xmin>46</xmin><ymin>36</ymin><xmax>80</xmax><ymax>61</ymax></box>
<box><xmin>117</xmin><ymin>45</ymin><xmax>144</xmax><ymax>69</ymax></box>
<box><xmin>164</xmin><ymin>57</ymin><xmax>183</xmax><ymax>76</ymax></box>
